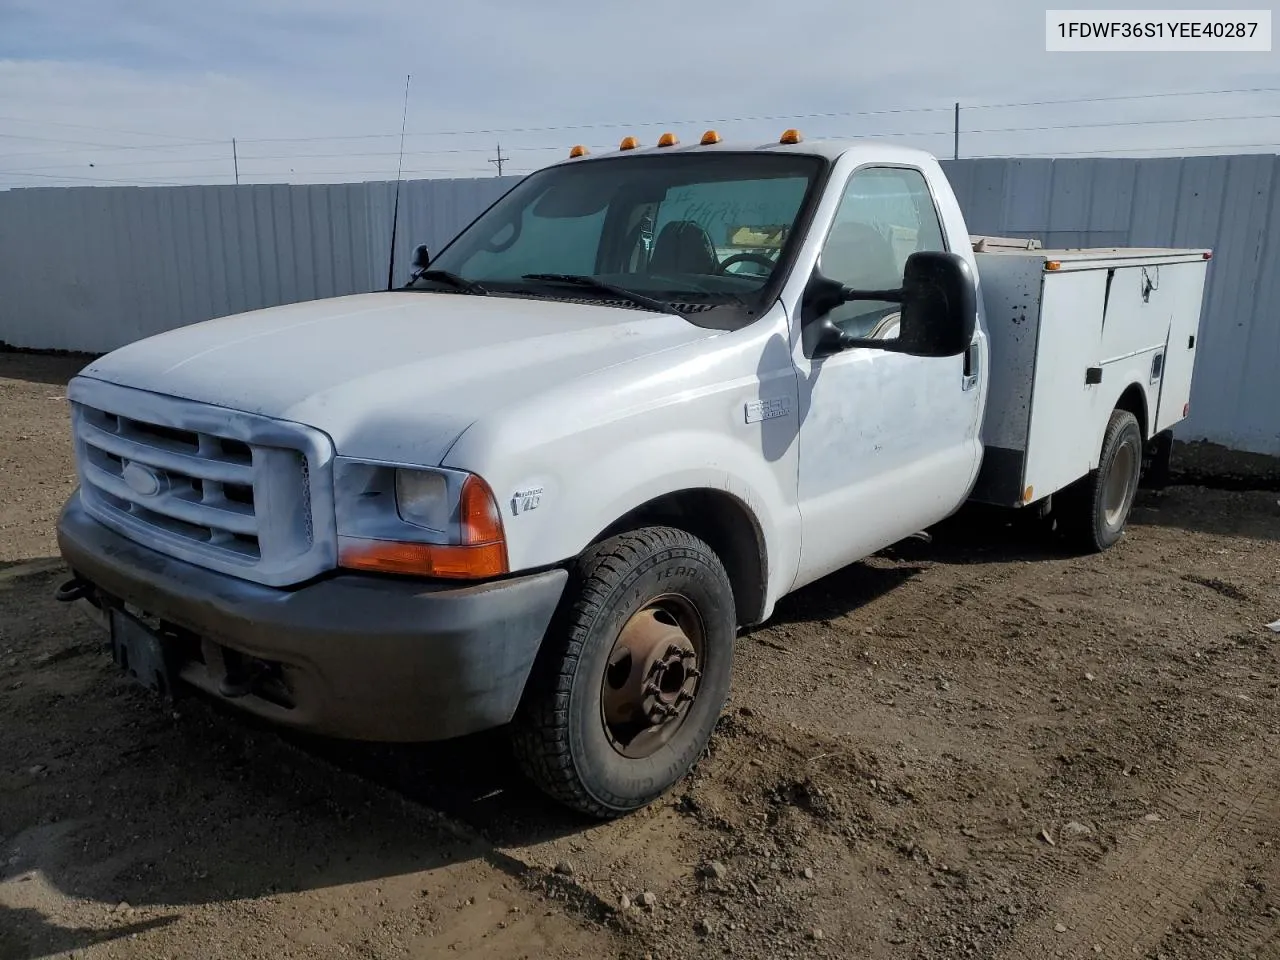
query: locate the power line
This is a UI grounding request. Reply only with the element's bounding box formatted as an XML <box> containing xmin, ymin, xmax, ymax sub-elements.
<box><xmin>3</xmin><ymin>82</ymin><xmax>1276</xmax><ymax>163</ymax></box>
<box><xmin>19</xmin><ymin>108</ymin><xmax>1280</xmax><ymax>175</ymax></box>
<box><xmin>962</xmin><ymin>112</ymin><xmax>1280</xmax><ymax>136</ymax></box>
<box><xmin>210</xmin><ymin>85</ymin><xmax>1280</xmax><ymax>145</ymax></box>
<box><xmin>965</xmin><ymin>85</ymin><xmax>1280</xmax><ymax>112</ymax></box>
<box><xmin>969</xmin><ymin>140</ymin><xmax>1280</xmax><ymax>159</ymax></box>
<box><xmin>0</xmin><ymin>114</ymin><xmax>222</xmax><ymax>144</ymax></box>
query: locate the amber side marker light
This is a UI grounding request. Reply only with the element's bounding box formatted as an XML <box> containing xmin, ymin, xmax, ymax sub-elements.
<box><xmin>1045</xmin><ymin>260</ymin><xmax>1062</xmax><ymax>271</ymax></box>
<box><xmin>338</xmin><ymin>475</ymin><xmax>509</xmax><ymax>579</ymax></box>
<box><xmin>619</xmin><ymin>136</ymin><xmax>640</xmax><ymax>150</ymax></box>
<box><xmin>700</xmin><ymin>129</ymin><xmax>722</xmax><ymax>145</ymax></box>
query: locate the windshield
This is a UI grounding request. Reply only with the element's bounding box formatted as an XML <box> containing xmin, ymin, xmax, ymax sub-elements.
<box><xmin>418</xmin><ymin>152</ymin><xmax>826</xmax><ymax>323</ymax></box>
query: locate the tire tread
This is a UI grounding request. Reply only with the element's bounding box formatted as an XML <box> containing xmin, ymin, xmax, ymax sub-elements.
<box><xmin>511</xmin><ymin>526</ymin><xmax>730</xmax><ymax>818</ymax></box>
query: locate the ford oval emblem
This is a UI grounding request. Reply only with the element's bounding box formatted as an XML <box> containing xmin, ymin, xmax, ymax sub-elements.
<box><xmin>121</xmin><ymin>460</ymin><xmax>163</xmax><ymax>497</ymax></box>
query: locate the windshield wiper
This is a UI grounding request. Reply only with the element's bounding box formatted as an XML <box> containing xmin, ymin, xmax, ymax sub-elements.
<box><xmin>521</xmin><ymin>273</ymin><xmax>686</xmax><ymax>318</ymax></box>
<box><xmin>412</xmin><ymin>269</ymin><xmax>488</xmax><ymax>295</ymax></box>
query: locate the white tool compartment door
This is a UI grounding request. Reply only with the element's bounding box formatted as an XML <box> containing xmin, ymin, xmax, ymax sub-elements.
<box><xmin>1151</xmin><ymin>261</ymin><xmax>1208</xmax><ymax>432</ymax></box>
<box><xmin>1023</xmin><ymin>269</ymin><xmax>1108</xmax><ymax>499</ymax></box>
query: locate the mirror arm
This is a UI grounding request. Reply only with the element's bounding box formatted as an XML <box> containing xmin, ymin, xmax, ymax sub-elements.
<box><xmin>842</xmin><ymin>287</ymin><xmax>904</xmax><ymax>304</ymax></box>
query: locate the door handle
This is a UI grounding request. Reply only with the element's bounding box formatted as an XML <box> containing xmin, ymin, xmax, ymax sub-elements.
<box><xmin>962</xmin><ymin>342</ymin><xmax>979</xmax><ymax>391</ymax></box>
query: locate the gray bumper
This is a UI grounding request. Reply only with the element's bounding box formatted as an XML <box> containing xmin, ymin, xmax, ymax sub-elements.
<box><xmin>57</xmin><ymin>491</ymin><xmax>567</xmax><ymax>742</ymax></box>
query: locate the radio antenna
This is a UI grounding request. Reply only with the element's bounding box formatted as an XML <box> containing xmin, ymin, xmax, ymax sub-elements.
<box><xmin>386</xmin><ymin>73</ymin><xmax>412</xmax><ymax>290</ymax></box>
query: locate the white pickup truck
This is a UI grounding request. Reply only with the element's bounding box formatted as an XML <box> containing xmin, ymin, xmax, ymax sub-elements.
<box><xmin>55</xmin><ymin>130</ymin><xmax>1211</xmax><ymax>818</ymax></box>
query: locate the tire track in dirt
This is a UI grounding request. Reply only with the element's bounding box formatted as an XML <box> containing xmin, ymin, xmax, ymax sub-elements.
<box><xmin>993</xmin><ymin>737</ymin><xmax>1279</xmax><ymax>959</ymax></box>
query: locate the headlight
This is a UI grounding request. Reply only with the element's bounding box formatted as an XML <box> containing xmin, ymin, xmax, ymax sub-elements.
<box><xmin>395</xmin><ymin>468</ymin><xmax>450</xmax><ymax>532</ymax></box>
<box><xmin>333</xmin><ymin>459</ymin><xmax>508</xmax><ymax>579</ymax></box>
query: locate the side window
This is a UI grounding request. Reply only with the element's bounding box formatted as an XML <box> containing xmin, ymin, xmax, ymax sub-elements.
<box><xmin>818</xmin><ymin>167</ymin><xmax>946</xmax><ymax>337</ymax></box>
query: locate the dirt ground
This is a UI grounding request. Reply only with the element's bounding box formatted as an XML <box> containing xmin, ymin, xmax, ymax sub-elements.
<box><xmin>2</xmin><ymin>351</ymin><xmax>1278</xmax><ymax>960</ymax></box>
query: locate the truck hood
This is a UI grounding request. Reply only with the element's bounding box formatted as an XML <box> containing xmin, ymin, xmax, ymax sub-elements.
<box><xmin>79</xmin><ymin>292</ymin><xmax>721</xmax><ymax>464</ymax></box>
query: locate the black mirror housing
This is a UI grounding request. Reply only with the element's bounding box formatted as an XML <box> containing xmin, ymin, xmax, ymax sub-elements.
<box><xmin>411</xmin><ymin>244</ymin><xmax>431</xmax><ymax>270</ymax></box>
<box><xmin>891</xmin><ymin>251</ymin><xmax>976</xmax><ymax>357</ymax></box>
<box><xmin>806</xmin><ymin>250</ymin><xmax>976</xmax><ymax>360</ymax></box>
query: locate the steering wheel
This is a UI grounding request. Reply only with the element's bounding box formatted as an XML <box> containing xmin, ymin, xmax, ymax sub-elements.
<box><xmin>716</xmin><ymin>252</ymin><xmax>776</xmax><ymax>276</ymax></box>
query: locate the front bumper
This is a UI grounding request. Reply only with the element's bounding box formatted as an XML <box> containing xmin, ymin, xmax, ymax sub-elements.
<box><xmin>57</xmin><ymin>490</ymin><xmax>567</xmax><ymax>741</ymax></box>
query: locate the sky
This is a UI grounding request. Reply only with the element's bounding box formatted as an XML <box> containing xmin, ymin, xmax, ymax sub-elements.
<box><xmin>0</xmin><ymin>0</ymin><xmax>1276</xmax><ymax>188</ymax></box>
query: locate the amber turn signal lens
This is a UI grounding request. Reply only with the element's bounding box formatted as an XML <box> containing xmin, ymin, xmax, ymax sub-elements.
<box><xmin>459</xmin><ymin>474</ymin><xmax>505</xmax><ymax>546</ymax></box>
<box><xmin>339</xmin><ymin>539</ymin><xmax>508</xmax><ymax>579</ymax></box>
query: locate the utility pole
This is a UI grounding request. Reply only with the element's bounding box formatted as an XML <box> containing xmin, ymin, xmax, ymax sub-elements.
<box><xmin>489</xmin><ymin>141</ymin><xmax>510</xmax><ymax>177</ymax></box>
<box><xmin>953</xmin><ymin>103</ymin><xmax>960</xmax><ymax>160</ymax></box>
<box><xmin>232</xmin><ymin>138</ymin><xmax>240</xmax><ymax>185</ymax></box>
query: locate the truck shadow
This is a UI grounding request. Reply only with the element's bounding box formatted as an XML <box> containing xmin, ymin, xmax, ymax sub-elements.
<box><xmin>1</xmin><ymin>568</ymin><xmax>593</xmax><ymax>955</ymax></box>
<box><xmin>0</xmin><ymin>905</ymin><xmax>176</xmax><ymax>960</ymax></box>
<box><xmin>1127</xmin><ymin>487</ymin><xmax>1280</xmax><ymax>541</ymax></box>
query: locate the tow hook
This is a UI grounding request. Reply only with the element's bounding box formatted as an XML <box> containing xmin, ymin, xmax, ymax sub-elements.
<box><xmin>54</xmin><ymin>577</ymin><xmax>94</xmax><ymax>603</ymax></box>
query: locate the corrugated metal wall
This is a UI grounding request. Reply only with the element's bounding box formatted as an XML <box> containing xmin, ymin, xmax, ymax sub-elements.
<box><xmin>1</xmin><ymin>157</ymin><xmax>1276</xmax><ymax>454</ymax></box>
<box><xmin>941</xmin><ymin>155</ymin><xmax>1280</xmax><ymax>456</ymax></box>
<box><xmin>0</xmin><ymin>176</ymin><xmax>518</xmax><ymax>355</ymax></box>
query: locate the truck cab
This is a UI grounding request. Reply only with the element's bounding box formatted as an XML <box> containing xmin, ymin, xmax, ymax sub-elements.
<box><xmin>56</xmin><ymin>130</ymin><xmax>1203</xmax><ymax>817</ymax></box>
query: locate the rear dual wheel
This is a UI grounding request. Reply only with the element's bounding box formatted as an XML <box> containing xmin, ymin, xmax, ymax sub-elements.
<box><xmin>512</xmin><ymin>527</ymin><xmax>735</xmax><ymax>818</ymax></box>
<box><xmin>1060</xmin><ymin>409</ymin><xmax>1143</xmax><ymax>552</ymax></box>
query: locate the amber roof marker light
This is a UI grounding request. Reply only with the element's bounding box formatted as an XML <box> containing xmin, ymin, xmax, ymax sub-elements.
<box><xmin>700</xmin><ymin>130</ymin><xmax>722</xmax><ymax>145</ymax></box>
<box><xmin>568</xmin><ymin>144</ymin><xmax>589</xmax><ymax>158</ymax></box>
<box><xmin>657</xmin><ymin>132</ymin><xmax>679</xmax><ymax>147</ymax></box>
<box><xmin>619</xmin><ymin>136</ymin><xmax>640</xmax><ymax>150</ymax></box>
<box><xmin>779</xmin><ymin>128</ymin><xmax>803</xmax><ymax>144</ymax></box>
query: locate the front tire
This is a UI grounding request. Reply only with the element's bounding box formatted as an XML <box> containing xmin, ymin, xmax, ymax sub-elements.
<box><xmin>512</xmin><ymin>526</ymin><xmax>736</xmax><ymax>818</ymax></box>
<box><xmin>1060</xmin><ymin>409</ymin><xmax>1143</xmax><ymax>552</ymax></box>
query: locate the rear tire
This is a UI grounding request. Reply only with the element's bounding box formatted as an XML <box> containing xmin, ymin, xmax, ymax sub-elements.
<box><xmin>1059</xmin><ymin>409</ymin><xmax>1143</xmax><ymax>552</ymax></box>
<box><xmin>512</xmin><ymin>526</ymin><xmax>735</xmax><ymax>818</ymax></box>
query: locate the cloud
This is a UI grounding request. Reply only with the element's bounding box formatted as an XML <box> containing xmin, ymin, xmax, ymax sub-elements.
<box><xmin>0</xmin><ymin>0</ymin><xmax>1276</xmax><ymax>187</ymax></box>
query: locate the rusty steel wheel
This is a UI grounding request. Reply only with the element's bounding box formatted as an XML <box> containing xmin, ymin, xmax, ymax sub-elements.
<box><xmin>600</xmin><ymin>595</ymin><xmax>705</xmax><ymax>760</ymax></box>
<box><xmin>512</xmin><ymin>526</ymin><xmax>736</xmax><ymax>818</ymax></box>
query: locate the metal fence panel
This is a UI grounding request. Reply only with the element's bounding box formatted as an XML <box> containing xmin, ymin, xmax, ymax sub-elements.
<box><xmin>1</xmin><ymin>158</ymin><xmax>1276</xmax><ymax>454</ymax></box>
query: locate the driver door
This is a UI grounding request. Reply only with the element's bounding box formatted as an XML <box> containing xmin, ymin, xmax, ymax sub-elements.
<box><xmin>791</xmin><ymin>165</ymin><xmax>982</xmax><ymax>590</ymax></box>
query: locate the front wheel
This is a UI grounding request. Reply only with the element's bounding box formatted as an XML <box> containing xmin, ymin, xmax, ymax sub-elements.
<box><xmin>1059</xmin><ymin>409</ymin><xmax>1143</xmax><ymax>552</ymax></box>
<box><xmin>512</xmin><ymin>527</ymin><xmax>736</xmax><ymax>818</ymax></box>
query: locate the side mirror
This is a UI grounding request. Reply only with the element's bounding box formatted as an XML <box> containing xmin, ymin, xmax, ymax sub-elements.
<box><xmin>804</xmin><ymin>251</ymin><xmax>977</xmax><ymax>359</ymax></box>
<box><xmin>411</xmin><ymin>244</ymin><xmax>431</xmax><ymax>270</ymax></box>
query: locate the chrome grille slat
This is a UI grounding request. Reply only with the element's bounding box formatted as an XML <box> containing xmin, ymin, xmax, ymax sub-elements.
<box><xmin>78</xmin><ymin>418</ymin><xmax>255</xmax><ymax>485</ymax></box>
<box><xmin>67</xmin><ymin>379</ymin><xmax>336</xmax><ymax>588</ymax></box>
<box><xmin>83</xmin><ymin>462</ymin><xmax>259</xmax><ymax>536</ymax></box>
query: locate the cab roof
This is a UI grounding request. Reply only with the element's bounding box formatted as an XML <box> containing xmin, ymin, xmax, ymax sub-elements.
<box><xmin>551</xmin><ymin>137</ymin><xmax>938</xmax><ymax>169</ymax></box>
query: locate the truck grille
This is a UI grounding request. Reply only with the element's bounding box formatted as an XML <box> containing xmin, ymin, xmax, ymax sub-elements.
<box><xmin>68</xmin><ymin>379</ymin><xmax>336</xmax><ymax>587</ymax></box>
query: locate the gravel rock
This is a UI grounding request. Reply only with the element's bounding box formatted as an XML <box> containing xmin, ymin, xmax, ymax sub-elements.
<box><xmin>553</xmin><ymin>860</ymin><xmax>575</xmax><ymax>876</ymax></box>
<box><xmin>702</xmin><ymin>860</ymin><xmax>729</xmax><ymax>881</ymax></box>
<box><xmin>640</xmin><ymin>891</ymin><xmax>657</xmax><ymax>909</ymax></box>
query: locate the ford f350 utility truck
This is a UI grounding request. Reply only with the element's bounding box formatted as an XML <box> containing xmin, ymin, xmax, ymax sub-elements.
<box><xmin>55</xmin><ymin>129</ymin><xmax>1210</xmax><ymax>818</ymax></box>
